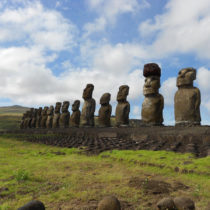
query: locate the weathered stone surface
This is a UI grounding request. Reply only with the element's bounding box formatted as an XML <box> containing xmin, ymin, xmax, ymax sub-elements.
<box><xmin>175</xmin><ymin>68</ymin><xmax>201</xmax><ymax>126</ymax></box>
<box><xmin>46</xmin><ymin>106</ymin><xmax>54</xmax><ymax>129</ymax></box>
<box><xmin>18</xmin><ymin>200</ymin><xmax>45</xmax><ymax>210</ymax></box>
<box><xmin>23</xmin><ymin>109</ymin><xmax>34</xmax><ymax>129</ymax></box>
<box><xmin>31</xmin><ymin>109</ymin><xmax>38</xmax><ymax>128</ymax></box>
<box><xmin>20</xmin><ymin>112</ymin><xmax>26</xmax><ymax>129</ymax></box>
<box><xmin>52</xmin><ymin>102</ymin><xmax>62</xmax><ymax>128</ymax></box>
<box><xmin>70</xmin><ymin>100</ymin><xmax>81</xmax><ymax>127</ymax></box>
<box><xmin>35</xmin><ymin>107</ymin><xmax>42</xmax><ymax>128</ymax></box>
<box><xmin>173</xmin><ymin>197</ymin><xmax>195</xmax><ymax>210</ymax></box>
<box><xmin>98</xmin><ymin>196</ymin><xmax>121</xmax><ymax>210</ymax></box>
<box><xmin>59</xmin><ymin>101</ymin><xmax>70</xmax><ymax>128</ymax></box>
<box><xmin>81</xmin><ymin>84</ymin><xmax>96</xmax><ymax>127</ymax></box>
<box><xmin>40</xmin><ymin>107</ymin><xmax>49</xmax><ymax>128</ymax></box>
<box><xmin>98</xmin><ymin>93</ymin><xmax>112</xmax><ymax>127</ymax></box>
<box><xmin>115</xmin><ymin>85</ymin><xmax>130</xmax><ymax>126</ymax></box>
<box><xmin>141</xmin><ymin>63</ymin><xmax>164</xmax><ymax>125</ymax></box>
<box><xmin>157</xmin><ymin>197</ymin><xmax>176</xmax><ymax>210</ymax></box>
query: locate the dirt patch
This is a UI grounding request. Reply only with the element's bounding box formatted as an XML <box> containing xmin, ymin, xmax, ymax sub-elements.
<box><xmin>51</xmin><ymin>151</ymin><xmax>66</xmax><ymax>155</ymax></box>
<box><xmin>128</xmin><ymin>177</ymin><xmax>172</xmax><ymax>194</ymax></box>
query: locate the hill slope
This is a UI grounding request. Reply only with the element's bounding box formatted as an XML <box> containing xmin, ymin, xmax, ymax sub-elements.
<box><xmin>0</xmin><ymin>105</ymin><xmax>29</xmax><ymax>114</ymax></box>
<box><xmin>0</xmin><ymin>105</ymin><xmax>29</xmax><ymax>130</ymax></box>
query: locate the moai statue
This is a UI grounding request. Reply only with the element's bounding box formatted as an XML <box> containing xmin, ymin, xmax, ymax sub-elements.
<box><xmin>24</xmin><ymin>108</ymin><xmax>34</xmax><ymax>128</ymax></box>
<box><xmin>115</xmin><ymin>85</ymin><xmax>130</xmax><ymax>126</ymax></box>
<box><xmin>35</xmin><ymin>107</ymin><xmax>42</xmax><ymax>128</ymax></box>
<box><xmin>81</xmin><ymin>84</ymin><xmax>96</xmax><ymax>127</ymax></box>
<box><xmin>174</xmin><ymin>68</ymin><xmax>201</xmax><ymax>126</ymax></box>
<box><xmin>46</xmin><ymin>106</ymin><xmax>54</xmax><ymax>129</ymax></box>
<box><xmin>141</xmin><ymin>63</ymin><xmax>164</xmax><ymax>125</ymax></box>
<box><xmin>40</xmin><ymin>106</ymin><xmax>49</xmax><ymax>128</ymax></box>
<box><xmin>20</xmin><ymin>113</ymin><xmax>26</xmax><ymax>129</ymax></box>
<box><xmin>23</xmin><ymin>111</ymin><xmax>29</xmax><ymax>129</ymax></box>
<box><xmin>70</xmin><ymin>100</ymin><xmax>81</xmax><ymax>127</ymax></box>
<box><xmin>31</xmin><ymin>108</ymin><xmax>38</xmax><ymax>128</ymax></box>
<box><xmin>59</xmin><ymin>101</ymin><xmax>70</xmax><ymax>128</ymax></box>
<box><xmin>98</xmin><ymin>93</ymin><xmax>112</xmax><ymax>127</ymax></box>
<box><xmin>52</xmin><ymin>102</ymin><xmax>62</xmax><ymax>128</ymax></box>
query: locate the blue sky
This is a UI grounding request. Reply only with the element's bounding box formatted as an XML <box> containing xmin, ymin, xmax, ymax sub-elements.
<box><xmin>1</xmin><ymin>0</ymin><xmax>210</xmax><ymax>125</ymax></box>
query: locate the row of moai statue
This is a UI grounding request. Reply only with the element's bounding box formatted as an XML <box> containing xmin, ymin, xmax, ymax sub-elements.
<box><xmin>20</xmin><ymin>63</ymin><xmax>201</xmax><ymax>128</ymax></box>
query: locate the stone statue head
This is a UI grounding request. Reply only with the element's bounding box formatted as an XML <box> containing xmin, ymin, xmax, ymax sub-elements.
<box><xmin>100</xmin><ymin>93</ymin><xmax>111</xmax><ymax>105</ymax></box>
<box><xmin>143</xmin><ymin>63</ymin><xmax>161</xmax><ymax>96</ymax></box>
<box><xmin>62</xmin><ymin>101</ymin><xmax>70</xmax><ymax>113</ymax></box>
<box><xmin>117</xmin><ymin>85</ymin><xmax>129</xmax><ymax>102</ymax></box>
<box><xmin>47</xmin><ymin>106</ymin><xmax>54</xmax><ymax>115</ymax></box>
<box><xmin>37</xmin><ymin>107</ymin><xmax>42</xmax><ymax>116</ymax></box>
<box><xmin>42</xmin><ymin>106</ymin><xmax>48</xmax><ymax>116</ymax></box>
<box><xmin>72</xmin><ymin>100</ymin><xmax>80</xmax><ymax>111</ymax></box>
<box><xmin>177</xmin><ymin>68</ymin><xmax>196</xmax><ymax>88</ymax></box>
<box><xmin>82</xmin><ymin>84</ymin><xmax>94</xmax><ymax>100</ymax></box>
<box><xmin>54</xmin><ymin>102</ymin><xmax>62</xmax><ymax>114</ymax></box>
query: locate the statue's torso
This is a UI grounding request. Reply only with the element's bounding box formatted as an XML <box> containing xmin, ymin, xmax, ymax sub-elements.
<box><xmin>98</xmin><ymin>105</ymin><xmax>112</xmax><ymax>126</ymax></box>
<box><xmin>81</xmin><ymin>98</ymin><xmax>95</xmax><ymax>126</ymax></box>
<box><xmin>59</xmin><ymin>112</ymin><xmax>70</xmax><ymax>128</ymax></box>
<box><xmin>174</xmin><ymin>87</ymin><xmax>201</xmax><ymax>124</ymax></box>
<box><xmin>141</xmin><ymin>94</ymin><xmax>164</xmax><ymax>125</ymax></box>
<box><xmin>115</xmin><ymin>102</ymin><xmax>130</xmax><ymax>126</ymax></box>
<box><xmin>70</xmin><ymin>111</ymin><xmax>81</xmax><ymax>127</ymax></box>
<box><xmin>52</xmin><ymin>113</ymin><xmax>60</xmax><ymax>128</ymax></box>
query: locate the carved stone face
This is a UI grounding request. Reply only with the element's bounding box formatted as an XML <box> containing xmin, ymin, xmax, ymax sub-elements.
<box><xmin>117</xmin><ymin>85</ymin><xmax>129</xmax><ymax>102</ymax></box>
<box><xmin>62</xmin><ymin>101</ymin><xmax>69</xmax><ymax>113</ymax></box>
<box><xmin>42</xmin><ymin>107</ymin><xmax>48</xmax><ymax>116</ymax></box>
<box><xmin>72</xmin><ymin>100</ymin><xmax>80</xmax><ymax>111</ymax></box>
<box><xmin>143</xmin><ymin>76</ymin><xmax>160</xmax><ymax>96</ymax></box>
<box><xmin>83</xmin><ymin>84</ymin><xmax>94</xmax><ymax>100</ymax></box>
<box><xmin>47</xmin><ymin>106</ymin><xmax>54</xmax><ymax>115</ymax></box>
<box><xmin>177</xmin><ymin>68</ymin><xmax>196</xmax><ymax>88</ymax></box>
<box><xmin>100</xmin><ymin>93</ymin><xmax>111</xmax><ymax>105</ymax></box>
<box><xmin>55</xmin><ymin>102</ymin><xmax>62</xmax><ymax>113</ymax></box>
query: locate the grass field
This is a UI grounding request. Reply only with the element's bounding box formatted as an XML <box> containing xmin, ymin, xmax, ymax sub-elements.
<box><xmin>0</xmin><ymin>105</ymin><xmax>28</xmax><ymax>131</ymax></box>
<box><xmin>0</xmin><ymin>136</ymin><xmax>209</xmax><ymax>210</ymax></box>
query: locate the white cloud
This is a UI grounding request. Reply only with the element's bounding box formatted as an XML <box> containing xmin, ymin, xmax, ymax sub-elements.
<box><xmin>84</xmin><ymin>0</ymin><xmax>150</xmax><ymax>36</ymax></box>
<box><xmin>133</xmin><ymin>105</ymin><xmax>141</xmax><ymax>117</ymax></box>
<box><xmin>0</xmin><ymin>1</ymin><xmax>78</xmax><ymax>51</ymax></box>
<box><xmin>197</xmin><ymin>67</ymin><xmax>210</xmax><ymax>112</ymax></box>
<box><xmin>139</xmin><ymin>0</ymin><xmax>210</xmax><ymax>59</ymax></box>
<box><xmin>160</xmin><ymin>77</ymin><xmax>176</xmax><ymax>106</ymax></box>
<box><xmin>83</xmin><ymin>17</ymin><xmax>107</xmax><ymax>38</ymax></box>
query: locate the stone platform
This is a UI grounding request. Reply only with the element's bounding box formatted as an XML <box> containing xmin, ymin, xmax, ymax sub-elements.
<box><xmin>4</xmin><ymin>126</ymin><xmax>210</xmax><ymax>157</ymax></box>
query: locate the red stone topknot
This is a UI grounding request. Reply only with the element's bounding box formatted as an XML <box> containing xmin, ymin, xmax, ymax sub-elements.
<box><xmin>143</xmin><ymin>63</ymin><xmax>161</xmax><ymax>77</ymax></box>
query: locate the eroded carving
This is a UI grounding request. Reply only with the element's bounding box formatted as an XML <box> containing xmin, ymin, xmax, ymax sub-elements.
<box><xmin>174</xmin><ymin>68</ymin><xmax>201</xmax><ymax>126</ymax></box>
<box><xmin>52</xmin><ymin>102</ymin><xmax>62</xmax><ymax>128</ymax></box>
<box><xmin>141</xmin><ymin>63</ymin><xmax>164</xmax><ymax>125</ymax></box>
<box><xmin>59</xmin><ymin>101</ymin><xmax>70</xmax><ymax>128</ymax></box>
<box><xmin>81</xmin><ymin>84</ymin><xmax>96</xmax><ymax>126</ymax></box>
<box><xmin>70</xmin><ymin>100</ymin><xmax>81</xmax><ymax>127</ymax></box>
<box><xmin>98</xmin><ymin>93</ymin><xmax>112</xmax><ymax>127</ymax></box>
<box><xmin>115</xmin><ymin>85</ymin><xmax>130</xmax><ymax>126</ymax></box>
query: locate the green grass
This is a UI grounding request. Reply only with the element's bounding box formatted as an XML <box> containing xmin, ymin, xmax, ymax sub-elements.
<box><xmin>0</xmin><ymin>114</ymin><xmax>22</xmax><ymax>130</ymax></box>
<box><xmin>0</xmin><ymin>136</ymin><xmax>209</xmax><ymax>210</ymax></box>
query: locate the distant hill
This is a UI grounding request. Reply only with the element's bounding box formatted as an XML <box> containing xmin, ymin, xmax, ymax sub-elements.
<box><xmin>0</xmin><ymin>105</ymin><xmax>30</xmax><ymax>114</ymax></box>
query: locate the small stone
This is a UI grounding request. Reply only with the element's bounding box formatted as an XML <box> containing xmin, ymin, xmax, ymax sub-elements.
<box><xmin>98</xmin><ymin>196</ymin><xmax>121</xmax><ymax>210</ymax></box>
<box><xmin>173</xmin><ymin>197</ymin><xmax>195</xmax><ymax>210</ymax></box>
<box><xmin>156</xmin><ymin>197</ymin><xmax>176</xmax><ymax>210</ymax></box>
<box><xmin>17</xmin><ymin>200</ymin><xmax>45</xmax><ymax>210</ymax></box>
